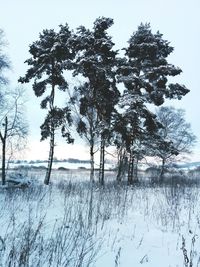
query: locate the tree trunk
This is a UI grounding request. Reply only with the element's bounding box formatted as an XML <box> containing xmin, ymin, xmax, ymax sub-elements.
<box><xmin>116</xmin><ymin>160</ymin><xmax>123</xmax><ymax>182</ymax></box>
<box><xmin>2</xmin><ymin>140</ymin><xmax>6</xmax><ymax>186</ymax></box>
<box><xmin>90</xmin><ymin>141</ymin><xmax>95</xmax><ymax>182</ymax></box>
<box><xmin>128</xmin><ymin>152</ymin><xmax>134</xmax><ymax>185</ymax></box>
<box><xmin>44</xmin><ymin>130</ymin><xmax>55</xmax><ymax>185</ymax></box>
<box><xmin>116</xmin><ymin>148</ymin><xmax>127</xmax><ymax>182</ymax></box>
<box><xmin>159</xmin><ymin>158</ymin><xmax>165</xmax><ymax>182</ymax></box>
<box><xmin>99</xmin><ymin>135</ymin><xmax>105</xmax><ymax>186</ymax></box>
<box><xmin>1</xmin><ymin>117</ymin><xmax>7</xmax><ymax>186</ymax></box>
<box><xmin>44</xmin><ymin>65</ymin><xmax>55</xmax><ymax>185</ymax></box>
<box><xmin>87</xmin><ymin>183</ymin><xmax>94</xmax><ymax>227</ymax></box>
<box><xmin>133</xmin><ymin>156</ymin><xmax>139</xmax><ymax>183</ymax></box>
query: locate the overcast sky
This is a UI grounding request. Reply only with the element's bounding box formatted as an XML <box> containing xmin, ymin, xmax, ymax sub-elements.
<box><xmin>1</xmin><ymin>0</ymin><xmax>200</xmax><ymax>161</ymax></box>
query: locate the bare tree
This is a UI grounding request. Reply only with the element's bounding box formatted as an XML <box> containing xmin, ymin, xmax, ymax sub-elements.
<box><xmin>0</xmin><ymin>87</ymin><xmax>28</xmax><ymax>185</ymax></box>
<box><xmin>155</xmin><ymin>106</ymin><xmax>196</xmax><ymax>180</ymax></box>
<box><xmin>68</xmin><ymin>82</ymin><xmax>100</xmax><ymax>182</ymax></box>
<box><xmin>0</xmin><ymin>29</ymin><xmax>10</xmax><ymax>91</ymax></box>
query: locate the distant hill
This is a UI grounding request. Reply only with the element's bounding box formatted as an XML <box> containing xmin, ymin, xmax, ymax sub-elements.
<box><xmin>11</xmin><ymin>158</ymin><xmax>91</xmax><ymax>165</ymax></box>
<box><xmin>177</xmin><ymin>162</ymin><xmax>200</xmax><ymax>169</ymax></box>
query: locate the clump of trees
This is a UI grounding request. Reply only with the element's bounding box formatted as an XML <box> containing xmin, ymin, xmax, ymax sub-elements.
<box><xmin>0</xmin><ymin>30</ymin><xmax>28</xmax><ymax>185</ymax></box>
<box><xmin>69</xmin><ymin>17</ymin><xmax>119</xmax><ymax>185</ymax></box>
<box><xmin>19</xmin><ymin>18</ymin><xmax>195</xmax><ymax>185</ymax></box>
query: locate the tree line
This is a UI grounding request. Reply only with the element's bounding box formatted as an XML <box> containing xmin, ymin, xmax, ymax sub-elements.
<box><xmin>0</xmin><ymin>17</ymin><xmax>196</xmax><ymax>185</ymax></box>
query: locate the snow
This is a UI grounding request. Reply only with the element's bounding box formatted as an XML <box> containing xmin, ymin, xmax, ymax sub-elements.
<box><xmin>0</xmin><ymin>171</ymin><xmax>199</xmax><ymax>266</ymax></box>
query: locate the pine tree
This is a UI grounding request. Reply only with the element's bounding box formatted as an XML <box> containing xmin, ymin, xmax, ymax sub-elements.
<box><xmin>70</xmin><ymin>17</ymin><xmax>119</xmax><ymax>185</ymax></box>
<box><xmin>19</xmin><ymin>24</ymin><xmax>74</xmax><ymax>184</ymax></box>
<box><xmin>117</xmin><ymin>23</ymin><xmax>189</xmax><ymax>183</ymax></box>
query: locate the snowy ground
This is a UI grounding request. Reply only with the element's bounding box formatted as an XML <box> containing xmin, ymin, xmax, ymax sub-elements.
<box><xmin>0</xmin><ymin>171</ymin><xmax>200</xmax><ymax>266</ymax></box>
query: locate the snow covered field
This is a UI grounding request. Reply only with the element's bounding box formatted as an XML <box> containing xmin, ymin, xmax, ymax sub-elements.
<box><xmin>0</xmin><ymin>171</ymin><xmax>200</xmax><ymax>266</ymax></box>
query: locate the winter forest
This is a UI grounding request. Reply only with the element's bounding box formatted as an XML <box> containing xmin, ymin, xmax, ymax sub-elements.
<box><xmin>0</xmin><ymin>15</ymin><xmax>200</xmax><ymax>267</ymax></box>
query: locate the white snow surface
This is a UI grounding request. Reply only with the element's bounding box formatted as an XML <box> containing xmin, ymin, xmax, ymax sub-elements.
<box><xmin>0</xmin><ymin>171</ymin><xmax>199</xmax><ymax>266</ymax></box>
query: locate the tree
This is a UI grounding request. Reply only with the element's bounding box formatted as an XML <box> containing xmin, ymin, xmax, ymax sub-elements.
<box><xmin>19</xmin><ymin>24</ymin><xmax>74</xmax><ymax>185</ymax></box>
<box><xmin>117</xmin><ymin>23</ymin><xmax>189</xmax><ymax>183</ymax></box>
<box><xmin>114</xmin><ymin>100</ymin><xmax>160</xmax><ymax>183</ymax></box>
<box><xmin>70</xmin><ymin>17</ymin><xmax>119</xmax><ymax>185</ymax></box>
<box><xmin>0</xmin><ymin>29</ymin><xmax>10</xmax><ymax>87</ymax></box>
<box><xmin>68</xmin><ymin>82</ymin><xmax>100</xmax><ymax>182</ymax></box>
<box><xmin>155</xmin><ymin>106</ymin><xmax>196</xmax><ymax>180</ymax></box>
<box><xmin>0</xmin><ymin>87</ymin><xmax>28</xmax><ymax>185</ymax></box>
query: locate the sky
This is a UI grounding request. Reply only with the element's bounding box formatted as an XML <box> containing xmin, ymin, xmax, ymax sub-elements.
<box><xmin>0</xmin><ymin>0</ymin><xmax>200</xmax><ymax>161</ymax></box>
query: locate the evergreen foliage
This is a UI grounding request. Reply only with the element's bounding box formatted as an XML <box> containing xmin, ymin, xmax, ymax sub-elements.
<box><xmin>116</xmin><ymin>23</ymin><xmax>189</xmax><ymax>183</ymax></box>
<box><xmin>19</xmin><ymin>24</ymin><xmax>74</xmax><ymax>184</ymax></box>
<box><xmin>70</xmin><ymin>17</ymin><xmax>120</xmax><ymax>184</ymax></box>
<box><xmin>19</xmin><ymin>19</ymin><xmax>192</xmax><ymax>185</ymax></box>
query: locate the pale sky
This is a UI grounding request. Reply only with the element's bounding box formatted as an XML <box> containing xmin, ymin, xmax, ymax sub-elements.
<box><xmin>1</xmin><ymin>0</ymin><xmax>200</xmax><ymax>161</ymax></box>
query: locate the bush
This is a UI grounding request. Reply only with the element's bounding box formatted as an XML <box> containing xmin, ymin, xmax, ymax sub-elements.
<box><xmin>58</xmin><ymin>167</ymin><xmax>69</xmax><ymax>171</ymax></box>
<box><xmin>78</xmin><ymin>166</ymin><xmax>87</xmax><ymax>170</ymax></box>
